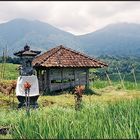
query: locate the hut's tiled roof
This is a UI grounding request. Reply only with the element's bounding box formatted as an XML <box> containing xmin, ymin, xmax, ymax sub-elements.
<box><xmin>32</xmin><ymin>45</ymin><xmax>108</xmax><ymax>68</ymax></box>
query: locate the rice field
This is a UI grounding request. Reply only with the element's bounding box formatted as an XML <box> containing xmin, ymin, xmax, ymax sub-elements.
<box><xmin>0</xmin><ymin>96</ymin><xmax>140</xmax><ymax>139</ymax></box>
<box><xmin>91</xmin><ymin>80</ymin><xmax>140</xmax><ymax>90</ymax></box>
<box><xmin>0</xmin><ymin>63</ymin><xmax>19</xmax><ymax>80</ymax></box>
<box><xmin>0</xmin><ymin>63</ymin><xmax>140</xmax><ymax>139</ymax></box>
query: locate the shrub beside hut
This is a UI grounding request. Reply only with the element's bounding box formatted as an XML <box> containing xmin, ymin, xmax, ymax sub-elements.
<box><xmin>32</xmin><ymin>45</ymin><xmax>107</xmax><ymax>93</ymax></box>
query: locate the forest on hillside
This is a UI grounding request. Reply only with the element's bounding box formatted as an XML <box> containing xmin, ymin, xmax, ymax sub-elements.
<box><xmin>93</xmin><ymin>55</ymin><xmax>140</xmax><ymax>82</ymax></box>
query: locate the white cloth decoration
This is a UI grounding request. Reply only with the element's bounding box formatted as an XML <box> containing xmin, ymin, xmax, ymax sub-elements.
<box><xmin>16</xmin><ymin>75</ymin><xmax>39</xmax><ymax>96</ymax></box>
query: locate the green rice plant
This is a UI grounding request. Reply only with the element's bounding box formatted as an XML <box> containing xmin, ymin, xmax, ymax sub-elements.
<box><xmin>91</xmin><ymin>80</ymin><xmax>109</xmax><ymax>89</ymax></box>
<box><xmin>131</xmin><ymin>68</ymin><xmax>138</xmax><ymax>87</ymax></box>
<box><xmin>92</xmin><ymin>79</ymin><xmax>140</xmax><ymax>91</ymax></box>
<box><xmin>0</xmin><ymin>63</ymin><xmax>19</xmax><ymax>80</ymax></box>
<box><xmin>10</xmin><ymin>98</ymin><xmax>140</xmax><ymax>139</ymax></box>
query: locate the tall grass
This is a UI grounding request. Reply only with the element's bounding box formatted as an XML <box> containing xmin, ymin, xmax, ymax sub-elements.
<box><xmin>0</xmin><ymin>63</ymin><xmax>19</xmax><ymax>80</ymax></box>
<box><xmin>92</xmin><ymin>80</ymin><xmax>140</xmax><ymax>90</ymax></box>
<box><xmin>9</xmin><ymin>98</ymin><xmax>140</xmax><ymax>139</ymax></box>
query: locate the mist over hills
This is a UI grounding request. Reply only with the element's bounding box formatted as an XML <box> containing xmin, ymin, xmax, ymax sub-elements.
<box><xmin>0</xmin><ymin>19</ymin><xmax>140</xmax><ymax>57</ymax></box>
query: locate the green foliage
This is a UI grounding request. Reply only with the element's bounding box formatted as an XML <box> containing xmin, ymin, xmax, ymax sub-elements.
<box><xmin>0</xmin><ymin>56</ymin><xmax>20</xmax><ymax>64</ymax></box>
<box><xmin>91</xmin><ymin>80</ymin><xmax>140</xmax><ymax>90</ymax></box>
<box><xmin>0</xmin><ymin>63</ymin><xmax>19</xmax><ymax>80</ymax></box>
<box><xmin>91</xmin><ymin>80</ymin><xmax>109</xmax><ymax>89</ymax></box>
<box><xmin>97</xmin><ymin>55</ymin><xmax>140</xmax><ymax>75</ymax></box>
<box><xmin>89</xmin><ymin>55</ymin><xmax>140</xmax><ymax>91</ymax></box>
<box><xmin>0</xmin><ymin>98</ymin><xmax>139</xmax><ymax>139</ymax></box>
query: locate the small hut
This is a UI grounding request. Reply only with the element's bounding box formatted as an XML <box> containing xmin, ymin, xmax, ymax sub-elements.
<box><xmin>32</xmin><ymin>45</ymin><xmax>107</xmax><ymax>92</ymax></box>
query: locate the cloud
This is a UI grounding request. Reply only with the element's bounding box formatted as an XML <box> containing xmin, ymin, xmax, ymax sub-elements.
<box><xmin>0</xmin><ymin>1</ymin><xmax>140</xmax><ymax>35</ymax></box>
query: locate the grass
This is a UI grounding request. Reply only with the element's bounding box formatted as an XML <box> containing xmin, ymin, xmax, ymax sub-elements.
<box><xmin>0</xmin><ymin>88</ymin><xmax>140</xmax><ymax>139</ymax></box>
<box><xmin>1</xmin><ymin>85</ymin><xmax>140</xmax><ymax>108</ymax></box>
<box><xmin>0</xmin><ymin>63</ymin><xmax>140</xmax><ymax>139</ymax></box>
<box><xmin>0</xmin><ymin>97</ymin><xmax>139</xmax><ymax>139</ymax></box>
<box><xmin>91</xmin><ymin>80</ymin><xmax>140</xmax><ymax>90</ymax></box>
<box><xmin>39</xmin><ymin>89</ymin><xmax>140</xmax><ymax>107</ymax></box>
<box><xmin>0</xmin><ymin>63</ymin><xmax>19</xmax><ymax>80</ymax></box>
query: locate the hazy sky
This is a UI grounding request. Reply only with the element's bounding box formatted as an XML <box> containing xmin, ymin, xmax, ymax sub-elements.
<box><xmin>0</xmin><ymin>1</ymin><xmax>140</xmax><ymax>35</ymax></box>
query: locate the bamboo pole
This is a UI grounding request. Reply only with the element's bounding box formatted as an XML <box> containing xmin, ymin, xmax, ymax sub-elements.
<box><xmin>105</xmin><ymin>69</ymin><xmax>112</xmax><ymax>86</ymax></box>
<box><xmin>0</xmin><ymin>49</ymin><xmax>4</xmax><ymax>79</ymax></box>
<box><xmin>116</xmin><ymin>65</ymin><xmax>125</xmax><ymax>90</ymax></box>
<box><xmin>132</xmin><ymin>67</ymin><xmax>137</xmax><ymax>87</ymax></box>
<box><xmin>3</xmin><ymin>46</ymin><xmax>8</xmax><ymax>80</ymax></box>
<box><xmin>3</xmin><ymin>46</ymin><xmax>7</xmax><ymax>79</ymax></box>
<box><xmin>0</xmin><ymin>47</ymin><xmax>7</xmax><ymax>80</ymax></box>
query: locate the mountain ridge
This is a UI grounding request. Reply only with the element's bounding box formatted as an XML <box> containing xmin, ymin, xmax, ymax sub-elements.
<box><xmin>0</xmin><ymin>18</ymin><xmax>140</xmax><ymax>57</ymax></box>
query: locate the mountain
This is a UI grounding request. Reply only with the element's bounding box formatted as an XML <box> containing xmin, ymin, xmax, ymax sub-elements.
<box><xmin>0</xmin><ymin>19</ymin><xmax>140</xmax><ymax>57</ymax></box>
<box><xmin>77</xmin><ymin>22</ymin><xmax>140</xmax><ymax>57</ymax></box>
<box><xmin>0</xmin><ymin>18</ymin><xmax>81</xmax><ymax>56</ymax></box>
